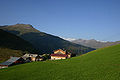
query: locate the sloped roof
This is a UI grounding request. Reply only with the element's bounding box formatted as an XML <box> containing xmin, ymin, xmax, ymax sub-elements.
<box><xmin>54</xmin><ymin>49</ymin><xmax>66</xmax><ymax>54</ymax></box>
<box><xmin>0</xmin><ymin>57</ymin><xmax>20</xmax><ymax>66</ymax></box>
<box><xmin>51</xmin><ymin>54</ymin><xmax>68</xmax><ymax>57</ymax></box>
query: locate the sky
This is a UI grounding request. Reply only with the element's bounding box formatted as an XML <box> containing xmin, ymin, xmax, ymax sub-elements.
<box><xmin>0</xmin><ymin>0</ymin><xmax>120</xmax><ymax>41</ymax></box>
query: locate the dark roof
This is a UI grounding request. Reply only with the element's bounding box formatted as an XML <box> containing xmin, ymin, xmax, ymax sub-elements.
<box><xmin>51</xmin><ymin>54</ymin><xmax>68</xmax><ymax>57</ymax></box>
<box><xmin>0</xmin><ymin>57</ymin><xmax>20</xmax><ymax>66</ymax></box>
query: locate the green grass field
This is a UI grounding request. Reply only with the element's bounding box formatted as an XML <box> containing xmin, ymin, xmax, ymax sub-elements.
<box><xmin>0</xmin><ymin>44</ymin><xmax>120</xmax><ymax>80</ymax></box>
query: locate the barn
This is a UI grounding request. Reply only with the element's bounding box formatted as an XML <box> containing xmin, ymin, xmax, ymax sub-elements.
<box><xmin>0</xmin><ymin>57</ymin><xmax>24</xmax><ymax>69</ymax></box>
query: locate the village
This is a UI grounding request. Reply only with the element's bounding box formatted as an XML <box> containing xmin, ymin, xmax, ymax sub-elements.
<box><xmin>0</xmin><ymin>49</ymin><xmax>72</xmax><ymax>69</ymax></box>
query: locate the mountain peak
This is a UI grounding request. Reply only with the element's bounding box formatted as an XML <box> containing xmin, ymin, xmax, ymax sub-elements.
<box><xmin>12</xmin><ymin>24</ymin><xmax>33</xmax><ymax>29</ymax></box>
<box><xmin>0</xmin><ymin>24</ymin><xmax>40</xmax><ymax>35</ymax></box>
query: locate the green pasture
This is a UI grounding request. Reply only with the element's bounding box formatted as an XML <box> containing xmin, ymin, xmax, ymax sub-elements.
<box><xmin>0</xmin><ymin>44</ymin><xmax>120</xmax><ymax>80</ymax></box>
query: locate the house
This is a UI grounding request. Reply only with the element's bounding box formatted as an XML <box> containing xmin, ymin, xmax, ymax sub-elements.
<box><xmin>0</xmin><ymin>57</ymin><xmax>24</xmax><ymax>69</ymax></box>
<box><xmin>22</xmin><ymin>53</ymin><xmax>38</xmax><ymax>61</ymax></box>
<box><xmin>51</xmin><ymin>49</ymin><xmax>71</xmax><ymax>60</ymax></box>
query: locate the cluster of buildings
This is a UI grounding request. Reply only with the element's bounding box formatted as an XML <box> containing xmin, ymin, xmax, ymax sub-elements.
<box><xmin>0</xmin><ymin>49</ymin><xmax>71</xmax><ymax>69</ymax></box>
<box><xmin>22</xmin><ymin>54</ymin><xmax>44</xmax><ymax>62</ymax></box>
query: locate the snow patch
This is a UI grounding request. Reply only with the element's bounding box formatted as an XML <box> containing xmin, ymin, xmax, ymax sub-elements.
<box><xmin>60</xmin><ymin>37</ymin><xmax>76</xmax><ymax>41</ymax></box>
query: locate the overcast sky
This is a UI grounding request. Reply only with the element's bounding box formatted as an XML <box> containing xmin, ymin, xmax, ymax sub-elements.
<box><xmin>0</xmin><ymin>0</ymin><xmax>120</xmax><ymax>41</ymax></box>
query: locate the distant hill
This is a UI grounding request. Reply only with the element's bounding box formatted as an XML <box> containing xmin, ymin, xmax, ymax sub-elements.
<box><xmin>0</xmin><ymin>29</ymin><xmax>36</xmax><ymax>62</ymax></box>
<box><xmin>72</xmin><ymin>39</ymin><xmax>120</xmax><ymax>49</ymax></box>
<box><xmin>0</xmin><ymin>44</ymin><xmax>120</xmax><ymax>80</ymax></box>
<box><xmin>0</xmin><ymin>24</ymin><xmax>95</xmax><ymax>54</ymax></box>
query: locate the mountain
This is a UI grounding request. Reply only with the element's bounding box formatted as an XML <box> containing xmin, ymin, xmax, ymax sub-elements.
<box><xmin>0</xmin><ymin>29</ymin><xmax>36</xmax><ymax>52</ymax></box>
<box><xmin>0</xmin><ymin>24</ymin><xmax>95</xmax><ymax>54</ymax></box>
<box><xmin>0</xmin><ymin>29</ymin><xmax>36</xmax><ymax>62</ymax></box>
<box><xmin>0</xmin><ymin>44</ymin><xmax>120</xmax><ymax>80</ymax></box>
<box><xmin>72</xmin><ymin>39</ymin><xmax>120</xmax><ymax>49</ymax></box>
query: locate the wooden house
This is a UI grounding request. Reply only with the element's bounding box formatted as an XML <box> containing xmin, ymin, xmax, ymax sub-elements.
<box><xmin>51</xmin><ymin>49</ymin><xmax>71</xmax><ymax>60</ymax></box>
<box><xmin>0</xmin><ymin>57</ymin><xmax>24</xmax><ymax>69</ymax></box>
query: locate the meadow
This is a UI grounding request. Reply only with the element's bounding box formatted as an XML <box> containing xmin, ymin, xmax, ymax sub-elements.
<box><xmin>0</xmin><ymin>44</ymin><xmax>120</xmax><ymax>80</ymax></box>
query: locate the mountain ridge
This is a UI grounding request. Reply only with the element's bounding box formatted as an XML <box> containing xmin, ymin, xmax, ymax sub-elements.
<box><xmin>0</xmin><ymin>29</ymin><xmax>36</xmax><ymax>52</ymax></box>
<box><xmin>0</xmin><ymin>24</ymin><xmax>95</xmax><ymax>54</ymax></box>
<box><xmin>0</xmin><ymin>29</ymin><xmax>36</xmax><ymax>62</ymax></box>
<box><xmin>72</xmin><ymin>39</ymin><xmax>120</xmax><ymax>49</ymax></box>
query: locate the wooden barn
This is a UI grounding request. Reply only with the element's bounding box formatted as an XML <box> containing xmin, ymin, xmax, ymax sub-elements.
<box><xmin>51</xmin><ymin>49</ymin><xmax>71</xmax><ymax>60</ymax></box>
<box><xmin>0</xmin><ymin>57</ymin><xmax>24</xmax><ymax>69</ymax></box>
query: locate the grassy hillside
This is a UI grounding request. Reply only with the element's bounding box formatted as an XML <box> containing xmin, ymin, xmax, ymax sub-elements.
<box><xmin>0</xmin><ymin>44</ymin><xmax>120</xmax><ymax>80</ymax></box>
<box><xmin>0</xmin><ymin>24</ymin><xmax>95</xmax><ymax>54</ymax></box>
<box><xmin>0</xmin><ymin>48</ymin><xmax>23</xmax><ymax>62</ymax></box>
